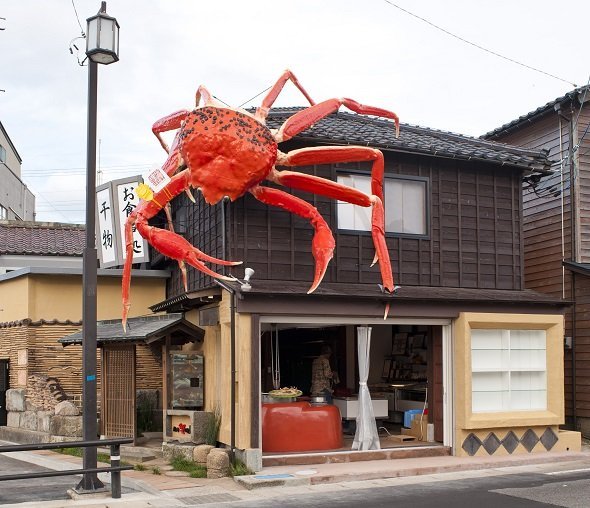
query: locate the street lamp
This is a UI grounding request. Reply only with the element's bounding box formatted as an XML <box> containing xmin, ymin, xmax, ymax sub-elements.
<box><xmin>77</xmin><ymin>1</ymin><xmax>119</xmax><ymax>494</ymax></box>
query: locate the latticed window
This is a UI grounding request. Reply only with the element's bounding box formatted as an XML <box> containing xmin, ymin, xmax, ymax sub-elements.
<box><xmin>336</xmin><ymin>174</ymin><xmax>428</xmax><ymax>235</ymax></box>
<box><xmin>471</xmin><ymin>329</ymin><xmax>547</xmax><ymax>412</ymax></box>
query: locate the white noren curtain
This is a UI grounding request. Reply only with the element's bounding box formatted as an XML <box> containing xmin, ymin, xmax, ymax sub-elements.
<box><xmin>352</xmin><ymin>326</ymin><xmax>380</xmax><ymax>450</ymax></box>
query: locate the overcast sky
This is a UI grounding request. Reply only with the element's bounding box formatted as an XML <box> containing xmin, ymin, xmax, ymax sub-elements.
<box><xmin>2</xmin><ymin>0</ymin><xmax>589</xmax><ymax>224</ymax></box>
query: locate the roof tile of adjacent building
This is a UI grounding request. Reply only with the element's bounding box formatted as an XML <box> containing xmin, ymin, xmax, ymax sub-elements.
<box><xmin>0</xmin><ymin>220</ymin><xmax>85</xmax><ymax>256</ymax></box>
<box><xmin>265</xmin><ymin>107</ymin><xmax>552</xmax><ymax>174</ymax></box>
<box><xmin>483</xmin><ymin>85</ymin><xmax>590</xmax><ymax>139</ymax></box>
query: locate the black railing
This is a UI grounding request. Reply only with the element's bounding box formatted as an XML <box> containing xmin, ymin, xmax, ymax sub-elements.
<box><xmin>0</xmin><ymin>437</ymin><xmax>134</xmax><ymax>499</ymax></box>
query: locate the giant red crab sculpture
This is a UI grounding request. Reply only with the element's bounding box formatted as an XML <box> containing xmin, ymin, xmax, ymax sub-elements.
<box><xmin>122</xmin><ymin>70</ymin><xmax>399</xmax><ymax>330</ymax></box>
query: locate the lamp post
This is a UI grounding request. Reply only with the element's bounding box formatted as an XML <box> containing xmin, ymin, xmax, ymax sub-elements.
<box><xmin>77</xmin><ymin>1</ymin><xmax>119</xmax><ymax>493</ymax></box>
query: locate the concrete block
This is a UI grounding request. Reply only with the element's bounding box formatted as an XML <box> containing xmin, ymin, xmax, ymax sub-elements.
<box><xmin>6</xmin><ymin>411</ymin><xmax>20</xmax><ymax>428</ymax></box>
<box><xmin>37</xmin><ymin>411</ymin><xmax>53</xmax><ymax>433</ymax></box>
<box><xmin>207</xmin><ymin>448</ymin><xmax>230</xmax><ymax>478</ymax></box>
<box><xmin>162</xmin><ymin>442</ymin><xmax>195</xmax><ymax>462</ymax></box>
<box><xmin>235</xmin><ymin>448</ymin><xmax>262</xmax><ymax>472</ymax></box>
<box><xmin>49</xmin><ymin>415</ymin><xmax>82</xmax><ymax>437</ymax></box>
<box><xmin>164</xmin><ymin>409</ymin><xmax>213</xmax><ymax>444</ymax></box>
<box><xmin>5</xmin><ymin>389</ymin><xmax>26</xmax><ymax>412</ymax></box>
<box><xmin>54</xmin><ymin>401</ymin><xmax>79</xmax><ymax>416</ymax></box>
<box><xmin>21</xmin><ymin>411</ymin><xmax>38</xmax><ymax>431</ymax></box>
<box><xmin>193</xmin><ymin>444</ymin><xmax>214</xmax><ymax>466</ymax></box>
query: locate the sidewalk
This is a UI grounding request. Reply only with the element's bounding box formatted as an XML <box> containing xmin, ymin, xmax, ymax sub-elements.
<box><xmin>2</xmin><ymin>445</ymin><xmax>590</xmax><ymax>507</ymax></box>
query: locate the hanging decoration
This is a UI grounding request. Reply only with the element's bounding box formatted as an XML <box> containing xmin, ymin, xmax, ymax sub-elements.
<box><xmin>121</xmin><ymin>70</ymin><xmax>399</xmax><ymax>330</ymax></box>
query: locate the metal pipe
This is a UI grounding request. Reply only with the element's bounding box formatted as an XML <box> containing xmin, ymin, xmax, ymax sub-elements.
<box><xmin>110</xmin><ymin>443</ymin><xmax>121</xmax><ymax>498</ymax></box>
<box><xmin>230</xmin><ymin>285</ymin><xmax>236</xmax><ymax>460</ymax></box>
<box><xmin>79</xmin><ymin>57</ymin><xmax>104</xmax><ymax>492</ymax></box>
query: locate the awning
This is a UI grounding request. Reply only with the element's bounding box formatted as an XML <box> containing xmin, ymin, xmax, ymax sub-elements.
<box><xmin>563</xmin><ymin>260</ymin><xmax>590</xmax><ymax>277</ymax></box>
<box><xmin>58</xmin><ymin>313</ymin><xmax>204</xmax><ymax>347</ymax></box>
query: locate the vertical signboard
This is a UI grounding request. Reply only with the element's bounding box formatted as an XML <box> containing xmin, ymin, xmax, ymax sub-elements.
<box><xmin>96</xmin><ymin>182</ymin><xmax>117</xmax><ymax>268</ymax></box>
<box><xmin>113</xmin><ymin>177</ymin><xmax>148</xmax><ymax>264</ymax></box>
<box><xmin>96</xmin><ymin>175</ymin><xmax>149</xmax><ymax>268</ymax></box>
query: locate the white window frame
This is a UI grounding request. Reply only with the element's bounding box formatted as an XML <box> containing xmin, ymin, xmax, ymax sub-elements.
<box><xmin>0</xmin><ymin>204</ymin><xmax>7</xmax><ymax>220</ymax></box>
<box><xmin>0</xmin><ymin>145</ymin><xmax>6</xmax><ymax>163</ymax></box>
<box><xmin>336</xmin><ymin>173</ymin><xmax>428</xmax><ymax>237</ymax></box>
<box><xmin>471</xmin><ymin>328</ymin><xmax>547</xmax><ymax>413</ymax></box>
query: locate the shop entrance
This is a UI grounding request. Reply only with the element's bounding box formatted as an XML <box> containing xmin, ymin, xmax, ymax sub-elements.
<box><xmin>259</xmin><ymin>322</ymin><xmax>446</xmax><ymax>457</ymax></box>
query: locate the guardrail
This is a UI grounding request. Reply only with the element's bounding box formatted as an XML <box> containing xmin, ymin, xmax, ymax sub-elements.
<box><xmin>0</xmin><ymin>437</ymin><xmax>134</xmax><ymax>498</ymax></box>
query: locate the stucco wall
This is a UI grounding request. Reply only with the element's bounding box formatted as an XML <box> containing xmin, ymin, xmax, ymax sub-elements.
<box><xmin>0</xmin><ymin>273</ymin><xmax>166</xmax><ymax>322</ymax></box>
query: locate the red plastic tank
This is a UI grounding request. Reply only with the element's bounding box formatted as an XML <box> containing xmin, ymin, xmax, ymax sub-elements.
<box><xmin>262</xmin><ymin>402</ymin><xmax>343</xmax><ymax>452</ymax></box>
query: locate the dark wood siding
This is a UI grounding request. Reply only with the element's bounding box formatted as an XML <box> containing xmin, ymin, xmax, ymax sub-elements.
<box><xmin>576</xmin><ymin>106</ymin><xmax>590</xmax><ymax>263</ymax></box>
<box><xmin>165</xmin><ymin>139</ymin><xmax>525</xmax><ymax>296</ymax></box>
<box><xmin>228</xmin><ymin>150</ymin><xmax>523</xmax><ymax>291</ymax></box>
<box><xmin>491</xmin><ymin>110</ymin><xmax>577</xmax><ymax>418</ymax></box>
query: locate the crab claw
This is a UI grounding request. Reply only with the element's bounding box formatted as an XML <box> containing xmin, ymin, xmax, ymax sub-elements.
<box><xmin>307</xmin><ymin>223</ymin><xmax>335</xmax><ymax>294</ymax></box>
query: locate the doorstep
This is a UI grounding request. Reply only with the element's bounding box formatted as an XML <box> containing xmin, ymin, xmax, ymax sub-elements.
<box><xmin>262</xmin><ymin>444</ymin><xmax>450</xmax><ymax>467</ymax></box>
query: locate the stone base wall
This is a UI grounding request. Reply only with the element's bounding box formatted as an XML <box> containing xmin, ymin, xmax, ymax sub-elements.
<box><xmin>3</xmin><ymin>388</ymin><xmax>82</xmax><ymax>441</ymax></box>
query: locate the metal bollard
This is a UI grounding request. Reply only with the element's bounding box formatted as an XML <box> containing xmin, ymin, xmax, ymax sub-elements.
<box><xmin>110</xmin><ymin>444</ymin><xmax>121</xmax><ymax>498</ymax></box>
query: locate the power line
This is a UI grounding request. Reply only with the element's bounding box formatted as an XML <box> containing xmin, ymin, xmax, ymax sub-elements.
<box><xmin>238</xmin><ymin>86</ymin><xmax>273</xmax><ymax>109</ymax></box>
<box><xmin>70</xmin><ymin>0</ymin><xmax>85</xmax><ymax>37</ymax></box>
<box><xmin>382</xmin><ymin>0</ymin><xmax>577</xmax><ymax>87</ymax></box>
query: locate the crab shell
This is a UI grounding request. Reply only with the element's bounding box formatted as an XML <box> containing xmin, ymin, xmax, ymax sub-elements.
<box><xmin>179</xmin><ymin>107</ymin><xmax>278</xmax><ymax>204</ymax></box>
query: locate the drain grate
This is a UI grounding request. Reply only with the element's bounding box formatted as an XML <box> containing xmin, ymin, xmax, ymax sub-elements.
<box><xmin>178</xmin><ymin>493</ymin><xmax>241</xmax><ymax>505</ymax></box>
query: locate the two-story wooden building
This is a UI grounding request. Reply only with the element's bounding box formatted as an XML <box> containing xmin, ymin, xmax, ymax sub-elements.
<box><xmin>484</xmin><ymin>85</ymin><xmax>590</xmax><ymax>439</ymax></box>
<box><xmin>142</xmin><ymin>108</ymin><xmax>579</xmax><ymax>470</ymax></box>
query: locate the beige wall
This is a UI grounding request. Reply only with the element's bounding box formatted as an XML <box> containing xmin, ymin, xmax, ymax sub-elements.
<box><xmin>0</xmin><ymin>273</ymin><xmax>166</xmax><ymax>322</ymax></box>
<box><xmin>0</xmin><ymin>276</ymin><xmax>29</xmax><ymax>321</ymax></box>
<box><xmin>453</xmin><ymin>312</ymin><xmax>580</xmax><ymax>455</ymax></box>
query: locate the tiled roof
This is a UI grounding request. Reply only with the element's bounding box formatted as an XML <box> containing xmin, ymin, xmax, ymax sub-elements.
<box><xmin>58</xmin><ymin>313</ymin><xmax>204</xmax><ymax>344</ymax></box>
<box><xmin>265</xmin><ymin>107</ymin><xmax>552</xmax><ymax>174</ymax></box>
<box><xmin>483</xmin><ymin>85</ymin><xmax>590</xmax><ymax>139</ymax></box>
<box><xmin>0</xmin><ymin>220</ymin><xmax>85</xmax><ymax>256</ymax></box>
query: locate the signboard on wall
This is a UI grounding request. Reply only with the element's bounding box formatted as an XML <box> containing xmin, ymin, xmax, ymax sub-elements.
<box><xmin>96</xmin><ymin>175</ymin><xmax>149</xmax><ymax>268</ymax></box>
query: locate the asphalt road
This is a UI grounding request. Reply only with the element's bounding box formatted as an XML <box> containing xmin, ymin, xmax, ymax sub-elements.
<box><xmin>227</xmin><ymin>469</ymin><xmax>590</xmax><ymax>508</ymax></box>
<box><xmin>0</xmin><ymin>453</ymin><xmax>77</xmax><ymax>504</ymax></box>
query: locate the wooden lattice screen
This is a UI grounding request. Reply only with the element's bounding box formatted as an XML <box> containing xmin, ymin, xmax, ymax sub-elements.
<box><xmin>101</xmin><ymin>345</ymin><xmax>136</xmax><ymax>439</ymax></box>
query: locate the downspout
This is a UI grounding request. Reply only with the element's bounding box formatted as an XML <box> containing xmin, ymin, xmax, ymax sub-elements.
<box><xmin>217</xmin><ymin>198</ymin><xmax>236</xmax><ymax>459</ymax></box>
<box><xmin>569</xmin><ymin>101</ymin><xmax>579</xmax><ymax>432</ymax></box>
<box><xmin>572</xmin><ymin>271</ymin><xmax>577</xmax><ymax>431</ymax></box>
<box><xmin>558</xmin><ymin>104</ymin><xmax>577</xmax><ymax>430</ymax></box>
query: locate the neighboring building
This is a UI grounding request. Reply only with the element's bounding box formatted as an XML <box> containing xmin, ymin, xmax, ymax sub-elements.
<box><xmin>0</xmin><ymin>220</ymin><xmax>170</xmax><ymax>437</ymax></box>
<box><xmin>0</xmin><ymin>221</ymin><xmax>84</xmax><ymax>274</ymax></box>
<box><xmin>483</xmin><ymin>86</ymin><xmax>590</xmax><ymax>437</ymax></box>
<box><xmin>143</xmin><ymin>108</ymin><xmax>578</xmax><ymax>470</ymax></box>
<box><xmin>0</xmin><ymin>121</ymin><xmax>35</xmax><ymax>221</ymax></box>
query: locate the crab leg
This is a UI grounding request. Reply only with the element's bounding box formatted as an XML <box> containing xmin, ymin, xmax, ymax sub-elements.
<box><xmin>250</xmin><ymin>185</ymin><xmax>335</xmax><ymax>294</ymax></box>
<box><xmin>275</xmin><ymin>98</ymin><xmax>399</xmax><ymax>143</ymax></box>
<box><xmin>256</xmin><ymin>69</ymin><xmax>316</xmax><ymax>121</ymax></box>
<box><xmin>269</xmin><ymin>147</ymin><xmax>394</xmax><ymax>293</ymax></box>
<box><xmin>122</xmin><ymin>170</ymin><xmax>239</xmax><ymax>331</ymax></box>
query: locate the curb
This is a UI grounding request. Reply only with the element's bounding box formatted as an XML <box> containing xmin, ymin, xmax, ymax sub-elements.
<box><xmin>235</xmin><ymin>473</ymin><xmax>311</xmax><ymax>490</ymax></box>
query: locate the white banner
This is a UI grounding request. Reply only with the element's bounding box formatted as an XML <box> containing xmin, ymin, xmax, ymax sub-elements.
<box><xmin>96</xmin><ymin>186</ymin><xmax>117</xmax><ymax>267</ymax></box>
<box><xmin>115</xmin><ymin>179</ymin><xmax>146</xmax><ymax>263</ymax></box>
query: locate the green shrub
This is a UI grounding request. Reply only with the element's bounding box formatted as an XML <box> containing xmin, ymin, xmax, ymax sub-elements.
<box><xmin>170</xmin><ymin>456</ymin><xmax>206</xmax><ymax>478</ymax></box>
<box><xmin>134</xmin><ymin>463</ymin><xmax>147</xmax><ymax>471</ymax></box>
<box><xmin>152</xmin><ymin>466</ymin><xmax>161</xmax><ymax>475</ymax></box>
<box><xmin>230</xmin><ymin>459</ymin><xmax>254</xmax><ymax>476</ymax></box>
<box><xmin>204</xmin><ymin>405</ymin><xmax>222</xmax><ymax>446</ymax></box>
